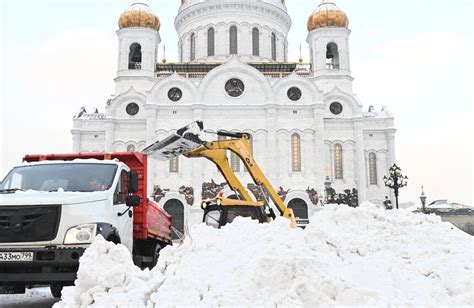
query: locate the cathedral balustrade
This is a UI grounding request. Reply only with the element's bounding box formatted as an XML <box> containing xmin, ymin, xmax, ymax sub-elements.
<box><xmin>155</xmin><ymin>62</ymin><xmax>312</xmax><ymax>79</ymax></box>
<box><xmin>156</xmin><ymin>70</ymin><xmax>312</xmax><ymax>79</ymax></box>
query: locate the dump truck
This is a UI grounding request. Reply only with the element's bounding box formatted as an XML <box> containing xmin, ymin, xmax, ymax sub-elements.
<box><xmin>0</xmin><ymin>152</ymin><xmax>172</xmax><ymax>297</ymax></box>
<box><xmin>143</xmin><ymin>121</ymin><xmax>299</xmax><ymax>228</ymax></box>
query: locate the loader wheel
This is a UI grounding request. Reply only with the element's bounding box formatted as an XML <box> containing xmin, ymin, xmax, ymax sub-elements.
<box><xmin>50</xmin><ymin>283</ymin><xmax>63</xmax><ymax>298</ymax></box>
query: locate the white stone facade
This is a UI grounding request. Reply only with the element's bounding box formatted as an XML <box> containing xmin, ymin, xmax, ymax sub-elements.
<box><xmin>72</xmin><ymin>0</ymin><xmax>396</xmax><ymax>228</ymax></box>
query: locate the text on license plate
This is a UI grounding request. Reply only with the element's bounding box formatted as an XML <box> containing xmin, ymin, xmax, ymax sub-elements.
<box><xmin>0</xmin><ymin>252</ymin><xmax>34</xmax><ymax>262</ymax></box>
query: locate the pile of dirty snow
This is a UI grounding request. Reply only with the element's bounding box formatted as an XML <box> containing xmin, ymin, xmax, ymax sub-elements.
<box><xmin>56</xmin><ymin>203</ymin><xmax>473</xmax><ymax>307</ymax></box>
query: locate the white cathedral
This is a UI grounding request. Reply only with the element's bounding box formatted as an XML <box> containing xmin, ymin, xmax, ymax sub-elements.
<box><xmin>72</xmin><ymin>0</ymin><xmax>396</xmax><ymax>230</ymax></box>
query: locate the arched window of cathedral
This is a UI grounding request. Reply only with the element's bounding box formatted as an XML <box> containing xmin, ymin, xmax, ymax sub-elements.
<box><xmin>127</xmin><ymin>144</ymin><xmax>135</xmax><ymax>152</ymax></box>
<box><xmin>291</xmin><ymin>133</ymin><xmax>301</xmax><ymax>172</ymax></box>
<box><xmin>190</xmin><ymin>33</ymin><xmax>196</xmax><ymax>61</ymax></box>
<box><xmin>128</xmin><ymin>43</ymin><xmax>142</xmax><ymax>69</ymax></box>
<box><xmin>230</xmin><ymin>26</ymin><xmax>238</xmax><ymax>54</ymax></box>
<box><xmin>326</xmin><ymin>42</ymin><xmax>339</xmax><ymax>70</ymax></box>
<box><xmin>369</xmin><ymin>152</ymin><xmax>377</xmax><ymax>185</ymax></box>
<box><xmin>170</xmin><ymin>157</ymin><xmax>179</xmax><ymax>173</ymax></box>
<box><xmin>271</xmin><ymin>33</ymin><xmax>277</xmax><ymax>61</ymax></box>
<box><xmin>208</xmin><ymin>28</ymin><xmax>215</xmax><ymax>57</ymax></box>
<box><xmin>334</xmin><ymin>144</ymin><xmax>343</xmax><ymax>179</ymax></box>
<box><xmin>252</xmin><ymin>28</ymin><xmax>259</xmax><ymax>56</ymax></box>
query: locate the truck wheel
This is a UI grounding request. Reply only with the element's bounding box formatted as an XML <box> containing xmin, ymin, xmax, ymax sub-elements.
<box><xmin>50</xmin><ymin>283</ymin><xmax>63</xmax><ymax>298</ymax></box>
<box><xmin>150</xmin><ymin>244</ymin><xmax>162</xmax><ymax>268</ymax></box>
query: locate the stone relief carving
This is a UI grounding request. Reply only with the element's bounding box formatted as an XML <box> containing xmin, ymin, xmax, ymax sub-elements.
<box><xmin>179</xmin><ymin>185</ymin><xmax>194</xmax><ymax>205</ymax></box>
<box><xmin>152</xmin><ymin>185</ymin><xmax>169</xmax><ymax>203</ymax></box>
<box><xmin>202</xmin><ymin>180</ymin><xmax>227</xmax><ymax>200</ymax></box>
<box><xmin>277</xmin><ymin>186</ymin><xmax>289</xmax><ymax>201</ymax></box>
<box><xmin>306</xmin><ymin>187</ymin><xmax>319</xmax><ymax>205</ymax></box>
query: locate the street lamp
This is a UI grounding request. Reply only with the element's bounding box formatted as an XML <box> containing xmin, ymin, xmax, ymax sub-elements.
<box><xmin>420</xmin><ymin>185</ymin><xmax>427</xmax><ymax>213</ymax></box>
<box><xmin>324</xmin><ymin>175</ymin><xmax>332</xmax><ymax>203</ymax></box>
<box><xmin>383</xmin><ymin>164</ymin><xmax>408</xmax><ymax>209</ymax></box>
<box><xmin>324</xmin><ymin>165</ymin><xmax>333</xmax><ymax>204</ymax></box>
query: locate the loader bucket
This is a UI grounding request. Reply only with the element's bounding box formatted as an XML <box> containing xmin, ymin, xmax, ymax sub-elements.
<box><xmin>143</xmin><ymin>121</ymin><xmax>205</xmax><ymax>160</ymax></box>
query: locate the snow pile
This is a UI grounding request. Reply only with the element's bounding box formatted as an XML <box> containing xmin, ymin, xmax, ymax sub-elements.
<box><xmin>57</xmin><ymin>236</ymin><xmax>165</xmax><ymax>307</ymax></box>
<box><xmin>56</xmin><ymin>204</ymin><xmax>473</xmax><ymax>307</ymax></box>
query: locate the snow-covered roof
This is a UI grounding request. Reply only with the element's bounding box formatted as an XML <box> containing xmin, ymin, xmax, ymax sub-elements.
<box><xmin>427</xmin><ymin>200</ymin><xmax>472</xmax><ymax>209</ymax></box>
<box><xmin>363</xmin><ymin>105</ymin><xmax>393</xmax><ymax>118</ymax></box>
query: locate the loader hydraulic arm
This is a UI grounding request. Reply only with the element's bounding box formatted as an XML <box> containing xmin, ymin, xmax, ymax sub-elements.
<box><xmin>185</xmin><ymin>147</ymin><xmax>253</xmax><ymax>201</ymax></box>
<box><xmin>186</xmin><ymin>132</ymin><xmax>294</xmax><ymax>220</ymax></box>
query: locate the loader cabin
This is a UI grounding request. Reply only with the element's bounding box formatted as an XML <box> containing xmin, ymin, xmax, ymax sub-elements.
<box><xmin>201</xmin><ymin>196</ymin><xmax>271</xmax><ymax>228</ymax></box>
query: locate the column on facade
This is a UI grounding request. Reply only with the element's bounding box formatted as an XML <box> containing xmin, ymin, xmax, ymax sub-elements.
<box><xmin>266</xmin><ymin>106</ymin><xmax>278</xmax><ymax>184</ymax></box>
<box><xmin>145</xmin><ymin>107</ymin><xmax>158</xmax><ymax>197</ymax></box>
<box><xmin>195</xmin><ymin>28</ymin><xmax>205</xmax><ymax>60</ymax></box>
<box><xmin>312</xmin><ymin>103</ymin><xmax>325</xmax><ymax>194</ymax></box>
<box><xmin>71</xmin><ymin>131</ymin><xmax>81</xmax><ymax>152</ymax></box>
<box><xmin>353</xmin><ymin>118</ymin><xmax>367</xmax><ymax>202</ymax></box>
<box><xmin>386</xmin><ymin>130</ymin><xmax>396</xmax><ymax>167</ymax></box>
<box><xmin>145</xmin><ymin>107</ymin><xmax>158</xmax><ymax>145</ymax></box>
<box><xmin>216</xmin><ymin>25</ymin><xmax>227</xmax><ymax>55</ymax></box>
<box><xmin>277</xmin><ymin>132</ymin><xmax>289</xmax><ymax>187</ymax></box>
<box><xmin>240</xmin><ymin>26</ymin><xmax>252</xmax><ymax>56</ymax></box>
<box><xmin>261</xmin><ymin>28</ymin><xmax>271</xmax><ymax>60</ymax></box>
<box><xmin>71</xmin><ymin>119</ymin><xmax>82</xmax><ymax>152</ymax></box>
<box><xmin>192</xmin><ymin>107</ymin><xmax>204</xmax><ymax>205</ymax></box>
<box><xmin>302</xmin><ymin>130</ymin><xmax>314</xmax><ymax>180</ymax></box>
<box><xmin>105</xmin><ymin>120</ymin><xmax>115</xmax><ymax>152</ymax></box>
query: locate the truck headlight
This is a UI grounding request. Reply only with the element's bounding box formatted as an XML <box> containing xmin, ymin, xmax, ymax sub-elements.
<box><xmin>64</xmin><ymin>224</ymin><xmax>97</xmax><ymax>245</ymax></box>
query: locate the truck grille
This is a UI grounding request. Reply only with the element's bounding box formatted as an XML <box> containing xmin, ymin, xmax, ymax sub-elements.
<box><xmin>0</xmin><ymin>205</ymin><xmax>61</xmax><ymax>242</ymax></box>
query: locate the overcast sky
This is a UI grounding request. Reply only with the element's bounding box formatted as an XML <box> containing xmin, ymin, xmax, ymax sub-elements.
<box><xmin>0</xmin><ymin>0</ymin><xmax>472</xmax><ymax>205</ymax></box>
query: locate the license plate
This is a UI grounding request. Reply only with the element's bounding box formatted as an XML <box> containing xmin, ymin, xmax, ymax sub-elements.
<box><xmin>0</xmin><ymin>252</ymin><xmax>34</xmax><ymax>262</ymax></box>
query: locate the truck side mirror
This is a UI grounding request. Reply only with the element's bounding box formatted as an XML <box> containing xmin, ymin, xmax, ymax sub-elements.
<box><xmin>128</xmin><ymin>171</ymin><xmax>139</xmax><ymax>193</ymax></box>
<box><xmin>126</xmin><ymin>195</ymin><xmax>140</xmax><ymax>207</ymax></box>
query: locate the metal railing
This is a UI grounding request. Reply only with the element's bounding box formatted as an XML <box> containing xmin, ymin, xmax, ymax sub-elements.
<box><xmin>156</xmin><ymin>70</ymin><xmax>313</xmax><ymax>79</ymax></box>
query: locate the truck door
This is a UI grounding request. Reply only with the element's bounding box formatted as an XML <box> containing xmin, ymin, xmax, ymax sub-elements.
<box><xmin>113</xmin><ymin>170</ymin><xmax>133</xmax><ymax>252</ymax></box>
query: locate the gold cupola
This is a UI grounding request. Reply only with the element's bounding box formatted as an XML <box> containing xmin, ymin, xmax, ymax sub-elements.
<box><xmin>118</xmin><ymin>3</ymin><xmax>160</xmax><ymax>31</ymax></box>
<box><xmin>307</xmin><ymin>1</ymin><xmax>349</xmax><ymax>31</ymax></box>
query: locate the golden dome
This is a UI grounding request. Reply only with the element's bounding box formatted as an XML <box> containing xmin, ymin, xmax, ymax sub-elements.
<box><xmin>118</xmin><ymin>3</ymin><xmax>160</xmax><ymax>31</ymax></box>
<box><xmin>307</xmin><ymin>1</ymin><xmax>349</xmax><ymax>31</ymax></box>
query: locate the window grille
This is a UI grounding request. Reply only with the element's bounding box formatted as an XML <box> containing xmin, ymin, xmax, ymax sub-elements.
<box><xmin>369</xmin><ymin>153</ymin><xmax>377</xmax><ymax>185</ymax></box>
<box><xmin>334</xmin><ymin>144</ymin><xmax>343</xmax><ymax>179</ymax></box>
<box><xmin>291</xmin><ymin>134</ymin><xmax>301</xmax><ymax>172</ymax></box>
<box><xmin>170</xmin><ymin>157</ymin><xmax>179</xmax><ymax>173</ymax></box>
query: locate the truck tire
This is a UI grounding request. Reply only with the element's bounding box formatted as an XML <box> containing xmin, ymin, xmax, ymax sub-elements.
<box><xmin>50</xmin><ymin>283</ymin><xmax>63</xmax><ymax>298</ymax></box>
<box><xmin>150</xmin><ymin>243</ymin><xmax>162</xmax><ymax>269</ymax></box>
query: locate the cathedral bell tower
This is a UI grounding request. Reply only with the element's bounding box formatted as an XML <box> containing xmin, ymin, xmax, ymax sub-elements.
<box><xmin>306</xmin><ymin>1</ymin><xmax>351</xmax><ymax>78</ymax></box>
<box><xmin>116</xmin><ymin>3</ymin><xmax>161</xmax><ymax>78</ymax></box>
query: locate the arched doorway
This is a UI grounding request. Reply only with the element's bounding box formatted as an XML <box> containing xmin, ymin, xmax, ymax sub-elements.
<box><xmin>163</xmin><ymin>199</ymin><xmax>184</xmax><ymax>240</ymax></box>
<box><xmin>287</xmin><ymin>198</ymin><xmax>308</xmax><ymax>219</ymax></box>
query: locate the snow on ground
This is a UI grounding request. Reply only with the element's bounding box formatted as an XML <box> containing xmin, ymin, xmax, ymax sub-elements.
<box><xmin>56</xmin><ymin>203</ymin><xmax>473</xmax><ymax>307</ymax></box>
<box><xmin>0</xmin><ymin>287</ymin><xmax>58</xmax><ymax>308</ymax></box>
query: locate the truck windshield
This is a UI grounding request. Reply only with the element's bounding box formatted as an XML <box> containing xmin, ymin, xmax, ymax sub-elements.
<box><xmin>0</xmin><ymin>163</ymin><xmax>117</xmax><ymax>192</ymax></box>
